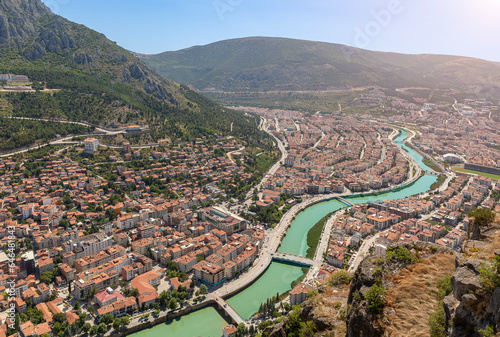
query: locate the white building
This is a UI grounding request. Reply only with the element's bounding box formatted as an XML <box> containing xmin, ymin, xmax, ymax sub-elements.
<box><xmin>443</xmin><ymin>153</ymin><xmax>462</xmax><ymax>163</ymax></box>
<box><xmin>374</xmin><ymin>243</ymin><xmax>387</xmax><ymax>257</ymax></box>
<box><xmin>84</xmin><ymin>138</ymin><xmax>99</xmax><ymax>154</ymax></box>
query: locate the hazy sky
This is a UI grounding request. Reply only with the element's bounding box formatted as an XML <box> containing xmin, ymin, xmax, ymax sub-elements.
<box><xmin>41</xmin><ymin>0</ymin><xmax>500</xmax><ymax>61</ymax></box>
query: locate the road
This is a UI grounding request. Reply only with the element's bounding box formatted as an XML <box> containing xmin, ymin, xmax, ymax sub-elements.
<box><xmin>244</xmin><ymin>117</ymin><xmax>288</xmax><ymax>203</ymax></box>
<box><xmin>348</xmin><ymin>233</ymin><xmax>381</xmax><ymax>273</ymax></box>
<box><xmin>227</xmin><ymin>146</ymin><xmax>246</xmax><ymax>164</ymax></box>
<box><xmin>0</xmin><ymin>117</ymin><xmax>129</xmax><ymax>157</ymax></box>
<box><xmin>4</xmin><ymin>116</ymin><xmax>126</xmax><ymax>135</ymax></box>
<box><xmin>313</xmin><ymin>131</ymin><xmax>326</xmax><ymax>149</ymax></box>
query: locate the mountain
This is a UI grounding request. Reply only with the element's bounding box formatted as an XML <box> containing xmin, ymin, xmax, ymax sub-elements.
<box><xmin>139</xmin><ymin>37</ymin><xmax>500</xmax><ymax>96</ymax></box>
<box><xmin>0</xmin><ymin>0</ymin><xmax>269</xmax><ymax>146</ymax></box>
<box><xmin>0</xmin><ymin>0</ymin><xmax>182</xmax><ymax>105</ymax></box>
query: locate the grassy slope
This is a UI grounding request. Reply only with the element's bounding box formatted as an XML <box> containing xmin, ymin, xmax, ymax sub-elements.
<box><xmin>384</xmin><ymin>253</ymin><xmax>456</xmax><ymax>337</ymax></box>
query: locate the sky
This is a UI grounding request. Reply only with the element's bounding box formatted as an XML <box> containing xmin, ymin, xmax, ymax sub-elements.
<box><xmin>41</xmin><ymin>0</ymin><xmax>500</xmax><ymax>61</ymax></box>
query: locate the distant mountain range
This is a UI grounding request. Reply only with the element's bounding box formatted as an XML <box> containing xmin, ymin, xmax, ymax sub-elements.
<box><xmin>0</xmin><ymin>0</ymin><xmax>268</xmax><ymax>144</ymax></box>
<box><xmin>139</xmin><ymin>37</ymin><xmax>500</xmax><ymax>96</ymax></box>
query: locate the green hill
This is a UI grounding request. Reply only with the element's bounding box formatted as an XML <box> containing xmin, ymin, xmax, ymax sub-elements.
<box><xmin>139</xmin><ymin>37</ymin><xmax>500</xmax><ymax>96</ymax></box>
<box><xmin>0</xmin><ymin>0</ymin><xmax>270</xmax><ymax>147</ymax></box>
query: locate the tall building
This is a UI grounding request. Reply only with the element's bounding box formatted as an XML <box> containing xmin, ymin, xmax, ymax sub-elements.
<box><xmin>84</xmin><ymin>138</ymin><xmax>99</xmax><ymax>154</ymax></box>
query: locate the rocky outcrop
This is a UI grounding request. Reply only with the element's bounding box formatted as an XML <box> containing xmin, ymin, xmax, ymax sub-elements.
<box><xmin>444</xmin><ymin>249</ymin><xmax>500</xmax><ymax>336</ymax></box>
<box><xmin>346</xmin><ymin>242</ymin><xmax>453</xmax><ymax>337</ymax></box>
<box><xmin>263</xmin><ymin>300</ymin><xmax>338</xmax><ymax>337</ymax></box>
<box><xmin>0</xmin><ymin>0</ymin><xmax>183</xmax><ymax>107</ymax></box>
<box><xmin>345</xmin><ymin>256</ymin><xmax>385</xmax><ymax>337</ymax></box>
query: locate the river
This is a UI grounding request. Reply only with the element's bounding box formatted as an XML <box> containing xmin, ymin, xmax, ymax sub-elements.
<box><xmin>129</xmin><ymin>129</ymin><xmax>437</xmax><ymax>336</ymax></box>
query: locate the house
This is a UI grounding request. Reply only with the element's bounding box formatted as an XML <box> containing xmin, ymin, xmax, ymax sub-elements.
<box><xmin>290</xmin><ymin>283</ymin><xmax>312</xmax><ymax>305</ymax></box>
<box><xmin>97</xmin><ymin>297</ymin><xmax>137</xmax><ymax>318</ymax></box>
<box><xmin>95</xmin><ymin>288</ymin><xmax>125</xmax><ymax>307</ymax></box>
<box><xmin>223</xmin><ymin>325</ymin><xmax>237</xmax><ymax>337</ymax></box>
<box><xmin>20</xmin><ymin>321</ymin><xmax>52</xmax><ymax>337</ymax></box>
<box><xmin>83</xmin><ymin>138</ymin><xmax>99</xmax><ymax>154</ymax></box>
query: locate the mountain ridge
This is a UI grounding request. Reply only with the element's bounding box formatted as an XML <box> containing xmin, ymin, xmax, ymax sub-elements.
<box><xmin>139</xmin><ymin>36</ymin><xmax>500</xmax><ymax>96</ymax></box>
<box><xmin>0</xmin><ymin>0</ymin><xmax>271</xmax><ymax>147</ymax></box>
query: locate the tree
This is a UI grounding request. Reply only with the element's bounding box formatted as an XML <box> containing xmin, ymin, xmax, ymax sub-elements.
<box><xmin>199</xmin><ymin>284</ymin><xmax>208</xmax><ymax>295</ymax></box>
<box><xmin>73</xmin><ymin>300</ymin><xmax>80</xmax><ymax>311</ymax></box>
<box><xmin>89</xmin><ymin>325</ymin><xmax>99</xmax><ymax>336</ymax></box>
<box><xmin>120</xmin><ymin>316</ymin><xmax>130</xmax><ymax>327</ymax></box>
<box><xmin>99</xmin><ymin>313</ymin><xmax>114</xmax><ymax>325</ymax></box>
<box><xmin>40</xmin><ymin>271</ymin><xmax>54</xmax><ymax>284</ymax></box>
<box><xmin>82</xmin><ymin>323</ymin><xmax>91</xmax><ymax>333</ymax></box>
<box><xmin>87</xmin><ymin>305</ymin><xmax>95</xmax><ymax>315</ymax></box>
<box><xmin>468</xmin><ymin>208</ymin><xmax>495</xmax><ymax>240</ymax></box>
<box><xmin>236</xmin><ymin>323</ymin><xmax>247</xmax><ymax>337</ymax></box>
<box><xmin>169</xmin><ymin>298</ymin><xmax>177</xmax><ymax>310</ymax></box>
<box><xmin>97</xmin><ymin>323</ymin><xmax>107</xmax><ymax>335</ymax></box>
<box><xmin>53</xmin><ymin>312</ymin><xmax>66</xmax><ymax>324</ymax></box>
<box><xmin>113</xmin><ymin>318</ymin><xmax>121</xmax><ymax>331</ymax></box>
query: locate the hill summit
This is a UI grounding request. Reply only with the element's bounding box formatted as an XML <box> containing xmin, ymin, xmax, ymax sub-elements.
<box><xmin>140</xmin><ymin>37</ymin><xmax>500</xmax><ymax>96</ymax></box>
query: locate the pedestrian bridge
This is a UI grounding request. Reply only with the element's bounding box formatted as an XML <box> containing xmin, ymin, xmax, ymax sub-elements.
<box><xmin>215</xmin><ymin>297</ymin><xmax>244</xmax><ymax>325</ymax></box>
<box><xmin>271</xmin><ymin>253</ymin><xmax>315</xmax><ymax>266</ymax></box>
<box><xmin>336</xmin><ymin>197</ymin><xmax>354</xmax><ymax>206</ymax></box>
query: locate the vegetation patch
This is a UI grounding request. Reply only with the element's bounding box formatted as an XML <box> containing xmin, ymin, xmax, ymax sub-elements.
<box><xmin>328</xmin><ymin>270</ymin><xmax>353</xmax><ymax>287</ymax></box>
<box><xmin>430</xmin><ymin>174</ymin><xmax>446</xmax><ymax>190</ymax></box>
<box><xmin>479</xmin><ymin>254</ymin><xmax>500</xmax><ymax>294</ymax></box>
<box><xmin>306</xmin><ymin>212</ymin><xmax>334</xmax><ymax>259</ymax></box>
<box><xmin>386</xmin><ymin>246</ymin><xmax>419</xmax><ymax>265</ymax></box>
<box><xmin>422</xmin><ymin>157</ymin><xmax>442</xmax><ymax>173</ymax></box>
<box><xmin>428</xmin><ymin>275</ymin><xmax>452</xmax><ymax>337</ymax></box>
<box><xmin>0</xmin><ymin>117</ymin><xmax>93</xmax><ymax>153</ymax></box>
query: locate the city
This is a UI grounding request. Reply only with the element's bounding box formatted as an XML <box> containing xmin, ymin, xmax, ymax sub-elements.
<box><xmin>0</xmin><ymin>91</ymin><xmax>498</xmax><ymax>336</ymax></box>
<box><xmin>0</xmin><ymin>0</ymin><xmax>500</xmax><ymax>336</ymax></box>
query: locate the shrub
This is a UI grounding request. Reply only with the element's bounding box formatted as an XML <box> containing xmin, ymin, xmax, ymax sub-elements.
<box><xmin>365</xmin><ymin>284</ymin><xmax>386</xmax><ymax>315</ymax></box>
<box><xmin>436</xmin><ymin>275</ymin><xmax>452</xmax><ymax>301</ymax></box>
<box><xmin>479</xmin><ymin>255</ymin><xmax>500</xmax><ymax>294</ymax></box>
<box><xmin>428</xmin><ymin>303</ymin><xmax>447</xmax><ymax>337</ymax></box>
<box><xmin>328</xmin><ymin>270</ymin><xmax>353</xmax><ymax>286</ymax></box>
<box><xmin>386</xmin><ymin>246</ymin><xmax>418</xmax><ymax>265</ymax></box>
<box><xmin>428</xmin><ymin>275</ymin><xmax>452</xmax><ymax>337</ymax></box>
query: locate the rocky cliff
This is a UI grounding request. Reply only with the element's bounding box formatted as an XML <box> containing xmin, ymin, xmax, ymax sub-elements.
<box><xmin>0</xmin><ymin>0</ymin><xmax>181</xmax><ymax>105</ymax></box>
<box><xmin>444</xmin><ymin>240</ymin><xmax>500</xmax><ymax>337</ymax></box>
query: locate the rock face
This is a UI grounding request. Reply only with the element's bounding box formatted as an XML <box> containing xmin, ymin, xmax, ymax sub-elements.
<box><xmin>345</xmin><ymin>242</ymin><xmax>453</xmax><ymax>337</ymax></box>
<box><xmin>345</xmin><ymin>256</ymin><xmax>385</xmax><ymax>337</ymax></box>
<box><xmin>444</xmin><ymin>249</ymin><xmax>500</xmax><ymax>336</ymax></box>
<box><xmin>0</xmin><ymin>0</ymin><xmax>181</xmax><ymax>105</ymax></box>
<box><xmin>263</xmin><ymin>300</ymin><xmax>338</xmax><ymax>337</ymax></box>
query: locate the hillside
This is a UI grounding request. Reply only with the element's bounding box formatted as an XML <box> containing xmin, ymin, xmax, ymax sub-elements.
<box><xmin>0</xmin><ymin>0</ymin><xmax>270</xmax><ymax>146</ymax></box>
<box><xmin>140</xmin><ymin>37</ymin><xmax>500</xmax><ymax>96</ymax></box>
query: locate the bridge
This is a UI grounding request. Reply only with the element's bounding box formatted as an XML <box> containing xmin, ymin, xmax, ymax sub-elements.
<box><xmin>425</xmin><ymin>170</ymin><xmax>440</xmax><ymax>176</ymax></box>
<box><xmin>271</xmin><ymin>253</ymin><xmax>315</xmax><ymax>266</ymax></box>
<box><xmin>336</xmin><ymin>197</ymin><xmax>354</xmax><ymax>206</ymax></box>
<box><xmin>215</xmin><ymin>297</ymin><xmax>244</xmax><ymax>325</ymax></box>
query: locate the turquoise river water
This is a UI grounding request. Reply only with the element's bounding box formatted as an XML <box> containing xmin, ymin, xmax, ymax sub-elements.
<box><xmin>129</xmin><ymin>129</ymin><xmax>437</xmax><ymax>336</ymax></box>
